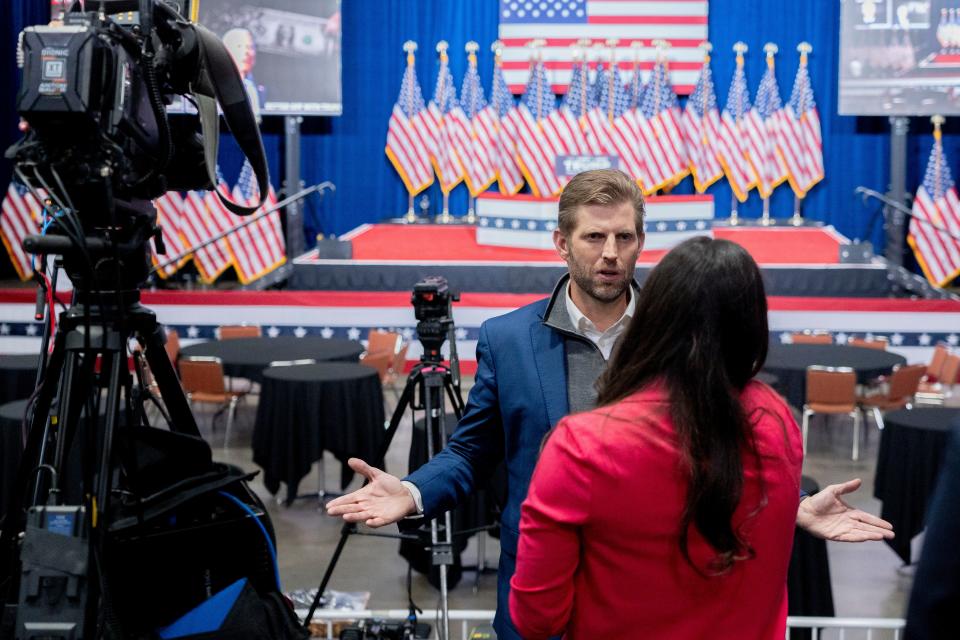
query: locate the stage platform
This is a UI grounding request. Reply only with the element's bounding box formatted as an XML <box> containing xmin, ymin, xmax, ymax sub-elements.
<box><xmin>292</xmin><ymin>224</ymin><xmax>892</xmax><ymax>297</ymax></box>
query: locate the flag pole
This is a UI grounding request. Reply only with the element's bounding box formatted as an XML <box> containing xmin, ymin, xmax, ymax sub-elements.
<box><xmin>730</xmin><ymin>41</ymin><xmax>748</xmax><ymax>226</ymax></box>
<box><xmin>759</xmin><ymin>43</ymin><xmax>778</xmax><ymax>227</ymax></box>
<box><xmin>436</xmin><ymin>40</ymin><xmax>453</xmax><ymax>224</ymax></box>
<box><xmin>790</xmin><ymin>42</ymin><xmax>813</xmax><ymax>227</ymax></box>
<box><xmin>465</xmin><ymin>41</ymin><xmax>480</xmax><ymax>225</ymax></box>
<box><xmin>403</xmin><ymin>41</ymin><xmax>419</xmax><ymax>224</ymax></box>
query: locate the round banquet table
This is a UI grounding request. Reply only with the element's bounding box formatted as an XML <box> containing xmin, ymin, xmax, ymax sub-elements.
<box><xmin>763</xmin><ymin>344</ymin><xmax>906</xmax><ymax>408</ymax></box>
<box><xmin>0</xmin><ymin>354</ymin><xmax>40</xmax><ymax>405</ymax></box>
<box><xmin>179</xmin><ymin>336</ymin><xmax>363</xmax><ymax>382</ymax></box>
<box><xmin>252</xmin><ymin>362</ymin><xmax>385</xmax><ymax>505</ymax></box>
<box><xmin>874</xmin><ymin>407</ymin><xmax>960</xmax><ymax>564</ymax></box>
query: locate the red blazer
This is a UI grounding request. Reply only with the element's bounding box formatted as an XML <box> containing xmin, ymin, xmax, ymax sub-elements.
<box><xmin>509</xmin><ymin>381</ymin><xmax>803</xmax><ymax>640</ymax></box>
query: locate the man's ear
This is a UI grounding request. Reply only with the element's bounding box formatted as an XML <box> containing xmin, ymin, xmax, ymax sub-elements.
<box><xmin>637</xmin><ymin>231</ymin><xmax>646</xmax><ymax>254</ymax></box>
<box><xmin>553</xmin><ymin>228</ymin><xmax>569</xmax><ymax>261</ymax></box>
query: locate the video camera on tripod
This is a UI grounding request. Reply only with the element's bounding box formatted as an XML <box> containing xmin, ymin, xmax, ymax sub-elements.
<box><xmin>0</xmin><ymin>2</ymin><xmax>300</xmax><ymax>639</ymax></box>
<box><xmin>411</xmin><ymin>276</ymin><xmax>459</xmax><ymax>365</ymax></box>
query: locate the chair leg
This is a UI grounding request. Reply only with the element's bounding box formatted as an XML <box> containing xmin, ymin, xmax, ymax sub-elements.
<box><xmin>224</xmin><ymin>397</ymin><xmax>239</xmax><ymax>452</ymax></box>
<box><xmin>851</xmin><ymin>410</ymin><xmax>861</xmax><ymax>462</ymax></box>
<box><xmin>801</xmin><ymin>409</ymin><xmax>812</xmax><ymax>455</ymax></box>
<box><xmin>872</xmin><ymin>407</ymin><xmax>884</xmax><ymax>431</ymax></box>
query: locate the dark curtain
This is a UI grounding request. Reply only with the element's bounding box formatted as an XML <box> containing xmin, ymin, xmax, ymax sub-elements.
<box><xmin>3</xmin><ymin>0</ymin><xmax>956</xmax><ymax>268</ymax></box>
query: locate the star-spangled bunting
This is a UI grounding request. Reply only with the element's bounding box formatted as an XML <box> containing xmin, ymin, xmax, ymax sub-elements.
<box><xmin>386</xmin><ymin>44</ymin><xmax>436</xmax><ymax>195</ymax></box>
<box><xmin>909</xmin><ymin>120</ymin><xmax>960</xmax><ymax>287</ymax></box>
<box><xmin>681</xmin><ymin>47</ymin><xmax>723</xmax><ymax>192</ymax></box>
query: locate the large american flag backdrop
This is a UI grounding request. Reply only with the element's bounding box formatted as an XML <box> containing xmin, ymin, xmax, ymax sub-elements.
<box><xmin>498</xmin><ymin>0</ymin><xmax>708</xmax><ymax>94</ymax></box>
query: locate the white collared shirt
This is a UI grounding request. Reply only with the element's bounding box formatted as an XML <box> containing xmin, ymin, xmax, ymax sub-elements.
<box><xmin>564</xmin><ymin>284</ymin><xmax>635</xmax><ymax>360</ymax></box>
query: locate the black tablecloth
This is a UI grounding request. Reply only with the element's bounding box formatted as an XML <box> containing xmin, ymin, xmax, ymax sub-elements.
<box><xmin>252</xmin><ymin>362</ymin><xmax>385</xmax><ymax>504</ymax></box>
<box><xmin>180</xmin><ymin>337</ymin><xmax>363</xmax><ymax>382</ymax></box>
<box><xmin>874</xmin><ymin>407</ymin><xmax>960</xmax><ymax>564</ymax></box>
<box><xmin>788</xmin><ymin>476</ymin><xmax>835</xmax><ymax>620</ymax></box>
<box><xmin>400</xmin><ymin>413</ymin><xmax>506</xmax><ymax>589</ymax></box>
<box><xmin>0</xmin><ymin>354</ymin><xmax>40</xmax><ymax>405</ymax></box>
<box><xmin>763</xmin><ymin>344</ymin><xmax>906</xmax><ymax>408</ymax></box>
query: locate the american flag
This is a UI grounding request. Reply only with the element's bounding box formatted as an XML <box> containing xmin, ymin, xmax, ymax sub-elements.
<box><xmin>583</xmin><ymin>61</ymin><xmax>614</xmax><ymax>154</ymax></box>
<box><xmin>458</xmin><ymin>49</ymin><xmax>498</xmax><ymax>196</ymax></box>
<box><xmin>0</xmin><ymin>181</ymin><xmax>42</xmax><ymax>281</ymax></box>
<box><xmin>385</xmin><ymin>48</ymin><xmax>436</xmax><ymax>196</ymax></box>
<box><xmin>625</xmin><ymin>56</ymin><xmax>646</xmax><ymax>111</ymax></box>
<box><xmin>778</xmin><ymin>47</ymin><xmax>824</xmax><ymax>198</ymax></box>
<box><xmin>230</xmin><ymin>160</ymin><xmax>286</xmax><ymax>284</ymax></box>
<box><xmin>487</xmin><ymin>54</ymin><xmax>525</xmax><ymax>194</ymax></box>
<box><xmin>560</xmin><ymin>57</ymin><xmax>598</xmax><ymax>154</ymax></box>
<box><xmin>588</xmin><ymin>60</ymin><xmax>647</xmax><ymax>185</ymax></box>
<box><xmin>498</xmin><ymin>0</ymin><xmax>708</xmax><ymax>94</ymax></box>
<box><xmin>509</xmin><ymin>60</ymin><xmax>564</xmax><ymax>196</ymax></box>
<box><xmin>634</xmin><ymin>57</ymin><xmax>687</xmax><ymax>193</ymax></box>
<box><xmin>551</xmin><ymin>57</ymin><xmax>593</xmax><ymax>156</ymax></box>
<box><xmin>681</xmin><ymin>50</ymin><xmax>723</xmax><ymax>192</ymax></box>
<box><xmin>181</xmin><ymin>189</ymin><xmax>234</xmax><ymax>283</ymax></box>
<box><xmin>151</xmin><ymin>191</ymin><xmax>191</xmax><ymax>278</ymax></box>
<box><xmin>908</xmin><ymin>129</ymin><xmax>960</xmax><ymax>287</ymax></box>
<box><xmin>750</xmin><ymin>56</ymin><xmax>790</xmax><ymax>198</ymax></box>
<box><xmin>717</xmin><ymin>52</ymin><xmax>757</xmax><ymax>202</ymax></box>
<box><xmin>425</xmin><ymin>49</ymin><xmax>468</xmax><ymax>193</ymax></box>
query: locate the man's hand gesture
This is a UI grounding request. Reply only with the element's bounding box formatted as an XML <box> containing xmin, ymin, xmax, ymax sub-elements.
<box><xmin>325</xmin><ymin>458</ymin><xmax>417</xmax><ymax>528</ymax></box>
<box><xmin>796</xmin><ymin>478</ymin><xmax>895</xmax><ymax>542</ymax></box>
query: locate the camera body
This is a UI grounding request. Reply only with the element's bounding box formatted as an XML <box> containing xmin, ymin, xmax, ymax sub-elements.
<box><xmin>411</xmin><ymin>276</ymin><xmax>459</xmax><ymax>364</ymax></box>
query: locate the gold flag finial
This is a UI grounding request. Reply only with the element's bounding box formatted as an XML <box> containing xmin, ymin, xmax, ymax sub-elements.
<box><xmin>528</xmin><ymin>38</ymin><xmax>547</xmax><ymax>61</ymax></box>
<box><xmin>797</xmin><ymin>41</ymin><xmax>812</xmax><ymax>65</ymax></box>
<box><xmin>699</xmin><ymin>41</ymin><xmax>712</xmax><ymax>62</ymax></box>
<box><xmin>466</xmin><ymin>40</ymin><xmax>479</xmax><ymax>66</ymax></box>
<box><xmin>652</xmin><ymin>39</ymin><xmax>669</xmax><ymax>62</ymax></box>
<box><xmin>491</xmin><ymin>40</ymin><xmax>504</xmax><ymax>59</ymax></box>
<box><xmin>933</xmin><ymin>114</ymin><xmax>946</xmax><ymax>142</ymax></box>
<box><xmin>733</xmin><ymin>41</ymin><xmax>748</xmax><ymax>67</ymax></box>
<box><xmin>403</xmin><ymin>40</ymin><xmax>417</xmax><ymax>66</ymax></box>
<box><xmin>570</xmin><ymin>42</ymin><xmax>583</xmax><ymax>62</ymax></box>
<box><xmin>764</xmin><ymin>42</ymin><xmax>778</xmax><ymax>69</ymax></box>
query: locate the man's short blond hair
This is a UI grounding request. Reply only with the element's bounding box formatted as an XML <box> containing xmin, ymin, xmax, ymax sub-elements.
<box><xmin>557</xmin><ymin>169</ymin><xmax>645</xmax><ymax>236</ymax></box>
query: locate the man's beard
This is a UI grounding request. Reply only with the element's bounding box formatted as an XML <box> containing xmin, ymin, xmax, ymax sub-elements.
<box><xmin>568</xmin><ymin>259</ymin><xmax>633</xmax><ymax>304</ymax></box>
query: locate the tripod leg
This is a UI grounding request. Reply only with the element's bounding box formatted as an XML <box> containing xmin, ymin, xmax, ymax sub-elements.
<box><xmin>141</xmin><ymin>323</ymin><xmax>200</xmax><ymax>437</ymax></box>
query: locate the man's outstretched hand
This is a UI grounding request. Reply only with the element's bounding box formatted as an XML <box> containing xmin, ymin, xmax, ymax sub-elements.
<box><xmin>796</xmin><ymin>478</ymin><xmax>895</xmax><ymax>542</ymax></box>
<box><xmin>325</xmin><ymin>458</ymin><xmax>417</xmax><ymax>528</ymax></box>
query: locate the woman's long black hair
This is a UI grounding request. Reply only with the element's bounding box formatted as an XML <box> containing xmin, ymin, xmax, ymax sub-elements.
<box><xmin>596</xmin><ymin>237</ymin><xmax>769</xmax><ymax>574</ymax></box>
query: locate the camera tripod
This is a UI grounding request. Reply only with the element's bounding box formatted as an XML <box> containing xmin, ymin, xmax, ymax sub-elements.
<box><xmin>304</xmin><ymin>351</ymin><xmax>465</xmax><ymax>639</ymax></box>
<box><xmin>1</xmin><ymin>252</ymin><xmax>203</xmax><ymax>638</ymax></box>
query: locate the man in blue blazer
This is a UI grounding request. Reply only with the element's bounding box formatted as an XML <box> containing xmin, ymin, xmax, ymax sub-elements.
<box><xmin>328</xmin><ymin>170</ymin><xmax>894</xmax><ymax>640</ymax></box>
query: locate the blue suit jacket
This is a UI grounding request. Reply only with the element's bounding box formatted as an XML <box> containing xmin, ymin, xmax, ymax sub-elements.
<box><xmin>405</xmin><ymin>296</ymin><xmax>568</xmax><ymax>639</ymax></box>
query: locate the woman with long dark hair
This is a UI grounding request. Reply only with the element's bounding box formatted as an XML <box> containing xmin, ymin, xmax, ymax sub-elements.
<box><xmin>509</xmin><ymin>237</ymin><xmax>803</xmax><ymax>639</ymax></box>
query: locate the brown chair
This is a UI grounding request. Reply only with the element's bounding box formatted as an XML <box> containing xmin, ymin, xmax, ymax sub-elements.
<box><xmin>848</xmin><ymin>336</ymin><xmax>889</xmax><ymax>350</ymax></box>
<box><xmin>858</xmin><ymin>364</ymin><xmax>927</xmax><ymax>429</ymax></box>
<box><xmin>918</xmin><ymin>353</ymin><xmax>960</xmax><ymax>404</ymax></box>
<box><xmin>923</xmin><ymin>343</ymin><xmax>950</xmax><ymax>383</ymax></box>
<box><xmin>366</xmin><ymin>330</ymin><xmax>402</xmax><ymax>358</ymax></box>
<box><xmin>216</xmin><ymin>324</ymin><xmax>261</xmax><ymax>340</ymax></box>
<box><xmin>360</xmin><ymin>350</ymin><xmax>393</xmax><ymax>382</ymax></box>
<box><xmin>802</xmin><ymin>366</ymin><xmax>863</xmax><ymax>461</ymax></box>
<box><xmin>791</xmin><ymin>331</ymin><xmax>833</xmax><ymax>345</ymax></box>
<box><xmin>164</xmin><ymin>328</ymin><xmax>181</xmax><ymax>366</ymax></box>
<box><xmin>179</xmin><ymin>356</ymin><xmax>247</xmax><ymax>451</ymax></box>
<box><xmin>364</xmin><ymin>330</ymin><xmax>408</xmax><ymax>396</ymax></box>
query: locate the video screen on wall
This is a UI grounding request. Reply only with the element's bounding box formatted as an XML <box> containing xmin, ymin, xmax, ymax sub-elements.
<box><xmin>52</xmin><ymin>0</ymin><xmax>342</xmax><ymax>117</ymax></box>
<box><xmin>839</xmin><ymin>0</ymin><xmax>960</xmax><ymax>115</ymax></box>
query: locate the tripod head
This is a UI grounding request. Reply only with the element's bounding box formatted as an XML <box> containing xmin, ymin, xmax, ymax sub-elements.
<box><xmin>411</xmin><ymin>276</ymin><xmax>459</xmax><ymax>365</ymax></box>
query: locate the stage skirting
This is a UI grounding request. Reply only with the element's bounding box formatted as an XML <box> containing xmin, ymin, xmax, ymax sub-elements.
<box><xmin>0</xmin><ymin>290</ymin><xmax>954</xmax><ymax>371</ymax></box>
<box><xmin>292</xmin><ymin>224</ymin><xmax>891</xmax><ymax>298</ymax></box>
